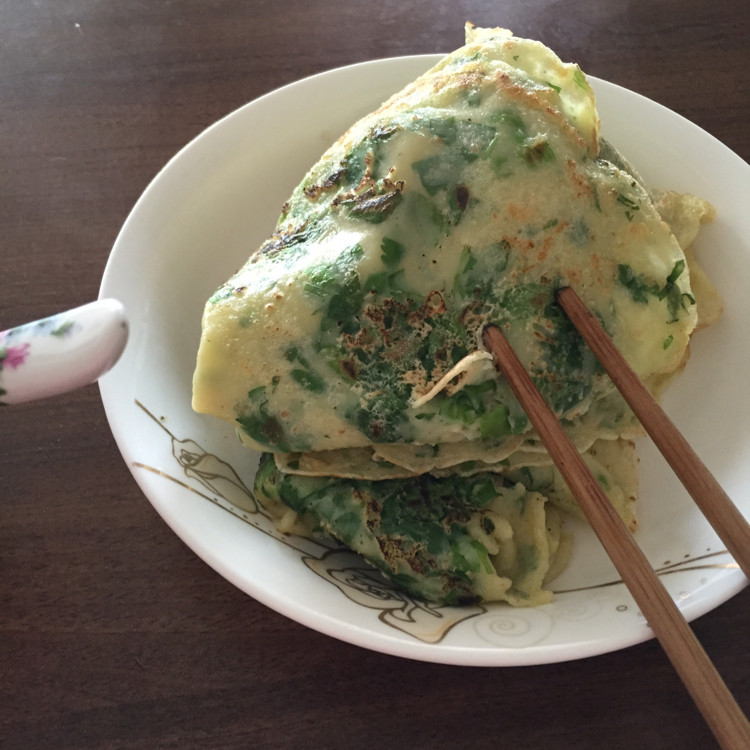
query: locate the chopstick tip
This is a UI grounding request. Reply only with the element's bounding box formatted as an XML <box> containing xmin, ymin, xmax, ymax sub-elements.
<box><xmin>555</xmin><ymin>285</ymin><xmax>572</xmax><ymax>302</ymax></box>
<box><xmin>482</xmin><ymin>323</ymin><xmax>501</xmax><ymax>349</ymax></box>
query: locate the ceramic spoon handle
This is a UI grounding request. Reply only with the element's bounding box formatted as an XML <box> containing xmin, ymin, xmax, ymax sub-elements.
<box><xmin>0</xmin><ymin>299</ymin><xmax>128</xmax><ymax>405</ymax></box>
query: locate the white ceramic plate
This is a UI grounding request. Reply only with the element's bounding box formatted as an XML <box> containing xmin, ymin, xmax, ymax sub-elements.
<box><xmin>99</xmin><ymin>55</ymin><xmax>749</xmax><ymax>666</ymax></box>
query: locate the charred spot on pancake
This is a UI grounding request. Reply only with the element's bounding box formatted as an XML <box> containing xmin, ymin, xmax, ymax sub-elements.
<box><xmin>455</xmin><ymin>184</ymin><xmax>470</xmax><ymax>212</ymax></box>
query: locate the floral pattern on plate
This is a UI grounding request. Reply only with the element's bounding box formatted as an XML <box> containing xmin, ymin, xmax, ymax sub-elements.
<box><xmin>131</xmin><ymin>399</ymin><xmax>736</xmax><ymax>646</ymax></box>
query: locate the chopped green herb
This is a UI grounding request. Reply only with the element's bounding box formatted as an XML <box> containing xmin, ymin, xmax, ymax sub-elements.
<box><xmin>616</xmin><ymin>192</ymin><xmax>640</xmax><ymax>221</ymax></box>
<box><xmin>479</xmin><ymin>403</ymin><xmax>511</xmax><ymax>438</ymax></box>
<box><xmin>290</xmin><ymin>368</ymin><xmax>326</xmax><ymax>393</ymax></box>
<box><xmin>597</xmin><ymin>473</ymin><xmax>611</xmax><ymax>491</ymax></box>
<box><xmin>520</xmin><ymin>138</ymin><xmax>555</xmax><ymax>166</ymax></box>
<box><xmin>500</xmin><ymin>283</ymin><xmax>550</xmax><ymax>319</ymax></box>
<box><xmin>617</xmin><ymin>263</ymin><xmax>658</xmax><ymax>303</ymax></box>
<box><xmin>658</xmin><ymin>261</ymin><xmax>695</xmax><ymax>321</ymax></box>
<box><xmin>663</xmin><ymin>259</ymin><xmax>686</xmax><ymax>287</ymax></box>
<box><xmin>516</xmin><ymin>543</ymin><xmax>539</xmax><ymax>575</ymax></box>
<box><xmin>412</xmin><ymin>152</ymin><xmax>468</xmax><ymax>195</ymax></box>
<box><xmin>236</xmin><ymin>387</ymin><xmax>292</xmax><ymax>452</ymax></box>
<box><xmin>572</xmin><ymin>67</ymin><xmax>588</xmax><ymax>90</ymax></box>
<box><xmin>617</xmin><ymin>261</ymin><xmax>695</xmax><ymax>322</ymax></box>
<box><xmin>489</xmin><ymin>109</ymin><xmax>528</xmax><ymax>143</ymax></box>
<box><xmin>454</xmin><ymin>120</ymin><xmax>496</xmax><ymax>157</ymax></box>
<box><xmin>380</xmin><ymin>236</ymin><xmax>405</xmax><ymax>268</ymax></box>
<box><xmin>458</xmin><ymin>245</ymin><xmax>477</xmax><ymax>273</ymax></box>
<box><xmin>567</xmin><ymin>217</ymin><xmax>590</xmax><ymax>245</ymax></box>
<box><xmin>284</xmin><ymin>346</ymin><xmax>310</xmax><ymax>367</ymax></box>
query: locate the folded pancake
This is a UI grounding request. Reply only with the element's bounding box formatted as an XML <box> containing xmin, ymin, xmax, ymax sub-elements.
<box><xmin>254</xmin><ymin>453</ymin><xmax>571</xmax><ymax>607</ymax></box>
<box><xmin>192</xmin><ymin>25</ymin><xmax>719</xmax><ymax>605</ymax></box>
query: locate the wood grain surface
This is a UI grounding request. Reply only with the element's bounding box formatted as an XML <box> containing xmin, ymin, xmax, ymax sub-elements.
<box><xmin>1</xmin><ymin>2</ymin><xmax>747</xmax><ymax>748</ymax></box>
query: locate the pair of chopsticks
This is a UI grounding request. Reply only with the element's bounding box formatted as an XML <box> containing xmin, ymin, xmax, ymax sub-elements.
<box><xmin>483</xmin><ymin>286</ymin><xmax>749</xmax><ymax>750</ymax></box>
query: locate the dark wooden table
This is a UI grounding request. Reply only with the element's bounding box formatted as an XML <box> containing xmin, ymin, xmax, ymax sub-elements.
<box><xmin>1</xmin><ymin>2</ymin><xmax>747</xmax><ymax>748</ymax></box>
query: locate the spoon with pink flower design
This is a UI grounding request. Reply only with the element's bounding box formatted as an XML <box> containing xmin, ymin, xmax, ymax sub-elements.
<box><xmin>0</xmin><ymin>299</ymin><xmax>128</xmax><ymax>404</ymax></box>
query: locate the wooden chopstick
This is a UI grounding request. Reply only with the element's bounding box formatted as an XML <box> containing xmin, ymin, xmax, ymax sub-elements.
<box><xmin>556</xmin><ymin>286</ymin><xmax>750</xmax><ymax>579</ymax></box>
<box><xmin>482</xmin><ymin>323</ymin><xmax>750</xmax><ymax>750</ymax></box>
